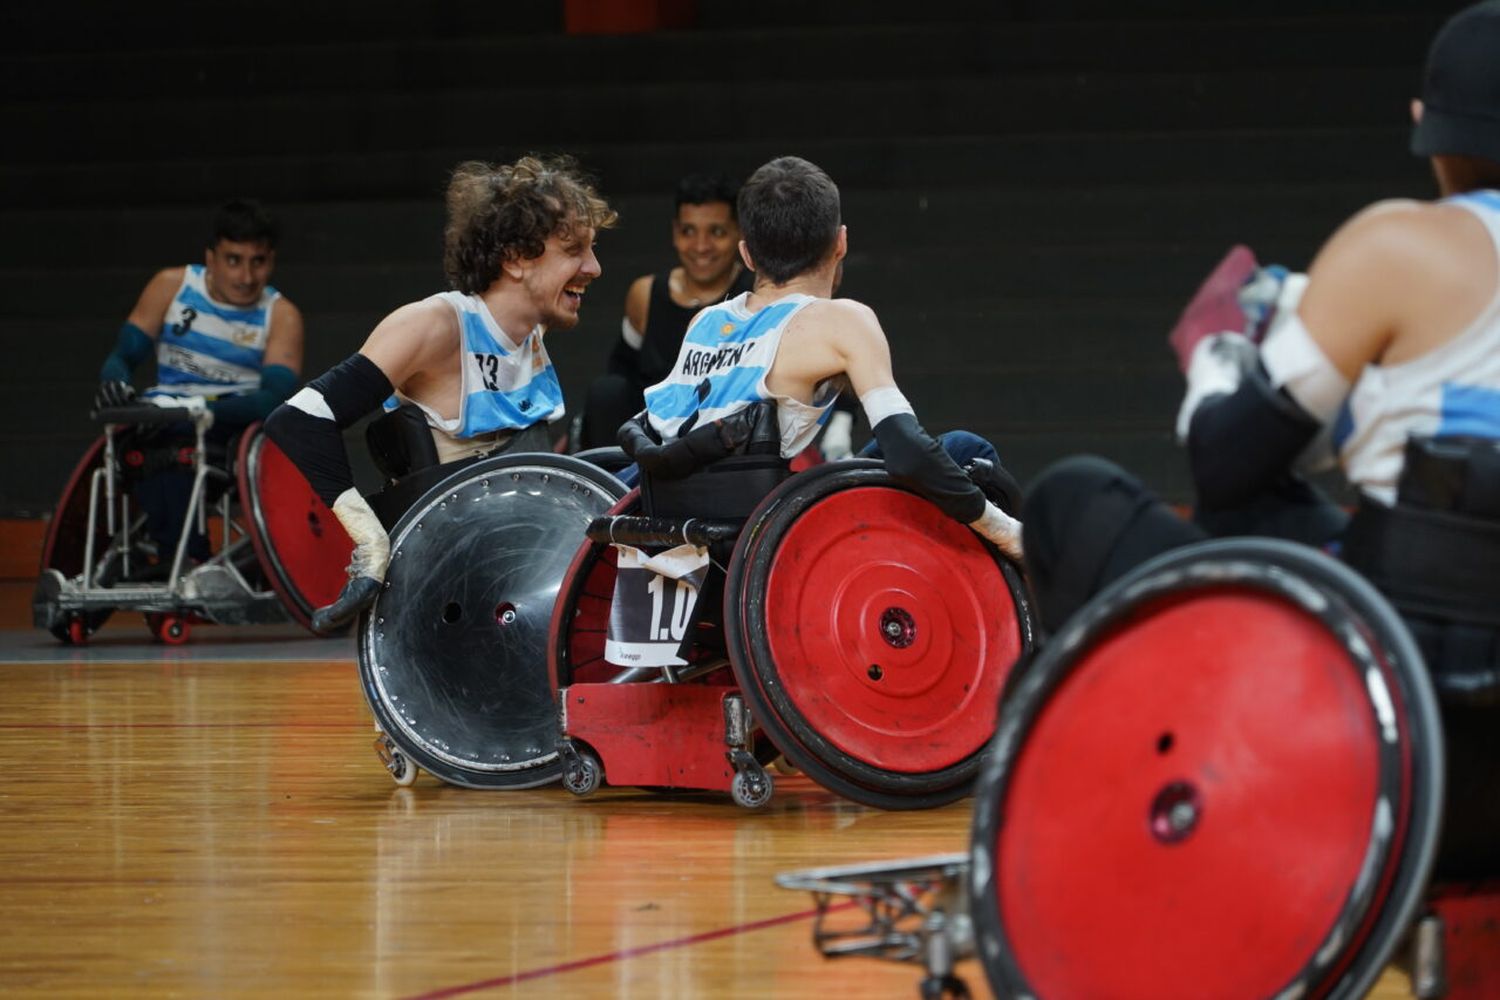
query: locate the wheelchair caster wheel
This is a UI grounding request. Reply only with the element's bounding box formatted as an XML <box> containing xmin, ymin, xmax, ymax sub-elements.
<box><xmin>388</xmin><ymin>751</ymin><xmax>417</xmax><ymax>787</ymax></box>
<box><xmin>731</xmin><ymin>767</ymin><xmax>773</xmax><ymax>809</ymax></box>
<box><xmin>63</xmin><ymin>616</ymin><xmax>88</xmax><ymax>646</ymax></box>
<box><xmin>562</xmin><ymin>750</ymin><xmax>603</xmax><ymax>797</ymax></box>
<box><xmin>50</xmin><ymin>608</ymin><xmax>109</xmax><ymax>646</ymax></box>
<box><xmin>373</xmin><ymin>733</ymin><xmax>418</xmax><ymax>786</ymax></box>
<box><xmin>919</xmin><ymin>973</ymin><xmax>971</xmax><ymax>1000</ymax></box>
<box><xmin>146</xmin><ymin>613</ymin><xmax>189</xmax><ymax>645</ymax></box>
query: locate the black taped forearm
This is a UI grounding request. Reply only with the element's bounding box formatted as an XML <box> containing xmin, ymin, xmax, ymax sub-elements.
<box><xmin>1188</xmin><ymin>365</ymin><xmax>1319</xmax><ymax>512</ymax></box>
<box><xmin>308</xmin><ymin>354</ymin><xmax>396</xmax><ymax>429</ymax></box>
<box><xmin>264</xmin><ymin>353</ymin><xmax>395</xmax><ymax>507</ymax></box>
<box><xmin>871</xmin><ymin>413</ymin><xmax>987</xmax><ymax>523</ymax></box>
<box><xmin>264</xmin><ymin>406</ymin><xmax>356</xmax><ymax>508</ymax></box>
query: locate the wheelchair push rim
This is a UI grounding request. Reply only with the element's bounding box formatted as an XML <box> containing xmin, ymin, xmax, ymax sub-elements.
<box><xmin>727</xmin><ymin>462</ymin><xmax>1035</xmax><ymax>810</ymax></box>
<box><xmin>969</xmin><ymin>537</ymin><xmax>1444</xmax><ymax>1000</ymax></box>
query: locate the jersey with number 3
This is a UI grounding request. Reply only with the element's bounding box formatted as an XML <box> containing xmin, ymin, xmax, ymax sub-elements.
<box><xmin>146</xmin><ymin>264</ymin><xmax>279</xmax><ymax>399</ymax></box>
<box><xmin>384</xmin><ymin>290</ymin><xmax>566</xmax><ymax>438</ymax></box>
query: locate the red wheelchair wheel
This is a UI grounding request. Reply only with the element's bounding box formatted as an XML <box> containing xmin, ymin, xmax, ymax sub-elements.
<box><xmin>969</xmin><ymin>538</ymin><xmax>1444</xmax><ymax>1000</ymax></box>
<box><xmin>237</xmin><ymin>429</ymin><xmax>355</xmax><ymax>632</ymax></box>
<box><xmin>36</xmin><ymin>437</ymin><xmax>114</xmax><ymax>642</ymax></box>
<box><xmin>726</xmin><ymin>462</ymin><xmax>1035</xmax><ymax>809</ymax></box>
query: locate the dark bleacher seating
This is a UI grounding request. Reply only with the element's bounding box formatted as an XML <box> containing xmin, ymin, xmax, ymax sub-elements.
<box><xmin>0</xmin><ymin>1</ymin><xmax>1466</xmax><ymax>515</ymax></box>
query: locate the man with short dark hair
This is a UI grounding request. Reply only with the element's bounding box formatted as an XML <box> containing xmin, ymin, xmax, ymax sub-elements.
<box><xmin>95</xmin><ymin>198</ymin><xmax>305</xmax><ymax>564</ymax></box>
<box><xmin>638</xmin><ymin>155</ymin><xmax>1024</xmax><ymax>556</ymax></box>
<box><xmin>578</xmin><ymin>173</ymin><xmax>753</xmax><ymax>450</ymax></box>
<box><xmin>265</xmin><ymin>155</ymin><xmax>617</xmax><ymax>632</ymax></box>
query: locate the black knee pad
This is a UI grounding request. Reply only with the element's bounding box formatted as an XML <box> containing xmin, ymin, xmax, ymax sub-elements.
<box><xmin>1024</xmin><ymin>456</ymin><xmax>1204</xmax><ymax>633</ymax></box>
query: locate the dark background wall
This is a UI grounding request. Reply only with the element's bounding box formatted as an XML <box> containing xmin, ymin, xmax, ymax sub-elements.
<box><xmin>0</xmin><ymin>0</ymin><xmax>1465</xmax><ymax>516</ymax></box>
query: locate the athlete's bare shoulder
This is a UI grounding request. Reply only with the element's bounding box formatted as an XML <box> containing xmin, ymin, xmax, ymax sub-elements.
<box><xmin>1316</xmin><ymin>197</ymin><xmax>1490</xmax><ymax>293</ymax></box>
<box><xmin>361</xmin><ymin>296</ymin><xmax>461</xmax><ymax>385</ymax></box>
<box><xmin>803</xmin><ymin>296</ymin><xmax>878</xmax><ymax>320</ymax></box>
<box><xmin>796</xmin><ymin>297</ymin><xmax>883</xmax><ymax>341</ymax></box>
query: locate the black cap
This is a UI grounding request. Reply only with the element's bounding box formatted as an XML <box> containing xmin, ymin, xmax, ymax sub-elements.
<box><xmin>1412</xmin><ymin>1</ymin><xmax>1500</xmax><ymax>164</ymax></box>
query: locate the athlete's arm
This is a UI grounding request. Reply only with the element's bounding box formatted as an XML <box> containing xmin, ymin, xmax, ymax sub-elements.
<box><xmin>97</xmin><ymin>268</ymin><xmax>182</xmax><ymax>409</ymax></box>
<box><xmin>1186</xmin><ymin>202</ymin><xmax>1459</xmax><ymax>509</ymax></box>
<box><xmin>818</xmin><ymin>301</ymin><xmax>1022</xmax><ymax>557</ymax></box>
<box><xmin>208</xmin><ymin>297</ymin><xmax>305</xmax><ymax>425</ymax></box>
<box><xmin>360</xmin><ymin>298</ymin><xmax>461</xmax><ymax>395</ymax></box>
<box><xmin>122</xmin><ymin>268</ymin><xmax>182</xmax><ymax>339</ymax></box>
<box><xmin>607</xmin><ymin>275</ymin><xmax>652</xmax><ymax>377</ymax></box>
<box><xmin>263</xmin><ymin>299</ymin><xmax>457</xmax><ymax>632</ymax></box>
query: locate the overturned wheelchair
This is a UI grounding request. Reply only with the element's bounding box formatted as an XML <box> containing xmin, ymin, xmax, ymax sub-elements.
<box><xmin>34</xmin><ymin>402</ymin><xmax>352</xmax><ymax>644</ymax></box>
<box><xmin>549</xmin><ymin>405</ymin><xmax>1037</xmax><ymax>810</ymax></box>
<box><xmin>779</xmin><ymin>535</ymin><xmax>1500</xmax><ymax>998</ymax></box>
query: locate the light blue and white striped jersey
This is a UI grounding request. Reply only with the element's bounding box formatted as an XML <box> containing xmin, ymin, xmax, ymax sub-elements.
<box><xmin>145</xmin><ymin>264</ymin><xmax>278</xmax><ymax>399</ymax></box>
<box><xmin>1335</xmin><ymin>190</ymin><xmax>1500</xmax><ymax>503</ymax></box>
<box><xmin>644</xmin><ymin>292</ymin><xmax>838</xmax><ymax>458</ymax></box>
<box><xmin>386</xmin><ymin>290</ymin><xmax>565</xmax><ymax>439</ymax></box>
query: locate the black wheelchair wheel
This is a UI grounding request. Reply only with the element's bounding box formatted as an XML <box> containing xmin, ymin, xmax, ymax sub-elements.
<box><xmin>358</xmin><ymin>453</ymin><xmax>626</xmax><ymax>789</ymax></box>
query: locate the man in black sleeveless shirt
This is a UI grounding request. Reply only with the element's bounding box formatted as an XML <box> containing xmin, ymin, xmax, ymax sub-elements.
<box><xmin>578</xmin><ymin>174</ymin><xmax>754</xmax><ymax>449</ymax></box>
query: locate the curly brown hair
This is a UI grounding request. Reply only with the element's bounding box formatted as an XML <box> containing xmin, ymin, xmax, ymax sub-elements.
<box><xmin>443</xmin><ymin>155</ymin><xmax>617</xmax><ymax>294</ymax></box>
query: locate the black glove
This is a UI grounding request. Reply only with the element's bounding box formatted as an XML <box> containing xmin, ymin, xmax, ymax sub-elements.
<box><xmin>965</xmin><ymin>457</ymin><xmax>1023</xmax><ymax>516</ymax></box>
<box><xmin>95</xmin><ymin>380</ymin><xmax>137</xmax><ymax>412</ymax></box>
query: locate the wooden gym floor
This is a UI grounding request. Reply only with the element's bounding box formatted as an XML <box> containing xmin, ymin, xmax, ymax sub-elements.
<box><xmin>0</xmin><ymin>602</ymin><xmax>1414</xmax><ymax>998</ymax></box>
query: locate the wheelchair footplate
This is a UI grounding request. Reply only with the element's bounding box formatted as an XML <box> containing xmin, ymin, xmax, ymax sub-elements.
<box><xmin>775</xmin><ymin>853</ymin><xmax>974</xmax><ymax>999</ymax></box>
<box><xmin>557</xmin><ymin>683</ymin><xmax>773</xmax><ymax>808</ymax></box>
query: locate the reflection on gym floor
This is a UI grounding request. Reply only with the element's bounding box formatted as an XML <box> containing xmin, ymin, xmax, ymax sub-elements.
<box><xmin>0</xmin><ymin>643</ymin><xmax>1418</xmax><ymax>998</ymax></box>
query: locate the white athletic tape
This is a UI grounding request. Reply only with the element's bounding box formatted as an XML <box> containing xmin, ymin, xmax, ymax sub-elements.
<box><xmin>288</xmin><ymin>386</ymin><xmax>335</xmax><ymax>421</ymax></box>
<box><xmin>332</xmin><ymin>488</ymin><xmax>391</xmax><ymax>580</ymax></box>
<box><xmin>821</xmin><ymin>410</ymin><xmax>855</xmax><ymax>460</ymax></box>
<box><xmin>1261</xmin><ymin>312</ymin><xmax>1350</xmax><ymax>424</ymax></box>
<box><xmin>970</xmin><ymin>501</ymin><xmax>1024</xmax><ymax>562</ymax></box>
<box><xmin>1175</xmin><ymin>332</ymin><xmax>1257</xmax><ymax>440</ymax></box>
<box><xmin>859</xmin><ymin>385</ymin><xmax>914</xmax><ymax>427</ymax></box>
<box><xmin>621</xmin><ymin>315</ymin><xmax>644</xmax><ymax>351</ymax></box>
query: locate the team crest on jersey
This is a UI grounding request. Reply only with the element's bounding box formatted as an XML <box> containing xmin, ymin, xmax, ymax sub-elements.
<box><xmin>720</xmin><ymin>322</ymin><xmax>736</xmax><ymax>337</ymax></box>
<box><xmin>230</xmin><ymin>324</ymin><xmax>258</xmax><ymax>346</ymax></box>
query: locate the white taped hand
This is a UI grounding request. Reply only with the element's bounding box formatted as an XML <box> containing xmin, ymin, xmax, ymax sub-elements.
<box><xmin>821</xmin><ymin>410</ymin><xmax>855</xmax><ymax>460</ymax></box>
<box><xmin>970</xmin><ymin>501</ymin><xmax>1024</xmax><ymax>562</ymax></box>
<box><xmin>332</xmin><ymin>488</ymin><xmax>391</xmax><ymax>581</ymax></box>
<box><xmin>1175</xmin><ymin>331</ymin><xmax>1259</xmax><ymax>442</ymax></box>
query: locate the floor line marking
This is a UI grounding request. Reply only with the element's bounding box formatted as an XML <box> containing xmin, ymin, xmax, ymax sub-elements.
<box><xmin>0</xmin><ymin>722</ymin><xmax>367</xmax><ymax>731</ymax></box>
<box><xmin>403</xmin><ymin>902</ymin><xmax>852</xmax><ymax>999</ymax></box>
